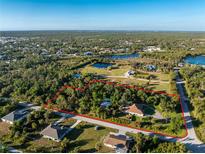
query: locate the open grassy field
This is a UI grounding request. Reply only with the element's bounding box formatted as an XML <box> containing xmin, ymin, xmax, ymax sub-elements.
<box><xmin>81</xmin><ymin>62</ymin><xmax>171</xmax><ymax>93</ymax></box>
<box><xmin>106</xmin><ymin>77</ymin><xmax>170</xmax><ymax>93</ymax></box>
<box><xmin>81</xmin><ymin>64</ymin><xmax>132</xmax><ymax>76</ymax></box>
<box><xmin>134</xmin><ymin>70</ymin><xmax>170</xmax><ymax>81</ymax></box>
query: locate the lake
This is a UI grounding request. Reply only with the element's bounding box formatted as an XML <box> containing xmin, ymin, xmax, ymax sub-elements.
<box><xmin>184</xmin><ymin>55</ymin><xmax>205</xmax><ymax>66</ymax></box>
<box><xmin>104</xmin><ymin>53</ymin><xmax>139</xmax><ymax>59</ymax></box>
<box><xmin>92</xmin><ymin>62</ymin><xmax>113</xmax><ymax>69</ymax></box>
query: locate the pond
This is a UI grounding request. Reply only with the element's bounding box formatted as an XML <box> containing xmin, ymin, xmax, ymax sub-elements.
<box><xmin>92</xmin><ymin>63</ymin><xmax>113</xmax><ymax>69</ymax></box>
<box><xmin>184</xmin><ymin>55</ymin><xmax>205</xmax><ymax>66</ymax></box>
<box><xmin>73</xmin><ymin>74</ymin><xmax>81</xmax><ymax>78</ymax></box>
<box><xmin>104</xmin><ymin>53</ymin><xmax>139</xmax><ymax>60</ymax></box>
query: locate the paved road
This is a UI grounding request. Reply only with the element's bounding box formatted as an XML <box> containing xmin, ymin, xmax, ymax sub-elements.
<box><xmin>176</xmin><ymin>74</ymin><xmax>205</xmax><ymax>152</ymax></box>
<box><xmin>54</xmin><ymin>111</ymin><xmax>178</xmax><ymax>142</ymax></box>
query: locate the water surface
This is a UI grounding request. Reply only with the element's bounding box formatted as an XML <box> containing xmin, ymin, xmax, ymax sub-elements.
<box><xmin>104</xmin><ymin>53</ymin><xmax>139</xmax><ymax>59</ymax></box>
<box><xmin>184</xmin><ymin>55</ymin><xmax>205</xmax><ymax>66</ymax></box>
<box><xmin>92</xmin><ymin>63</ymin><xmax>113</xmax><ymax>69</ymax></box>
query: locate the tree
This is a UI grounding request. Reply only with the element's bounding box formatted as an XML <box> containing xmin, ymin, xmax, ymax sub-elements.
<box><xmin>32</xmin><ymin>122</ymin><xmax>37</xmax><ymax>130</ymax></box>
<box><xmin>0</xmin><ymin>143</ymin><xmax>8</xmax><ymax>153</ymax></box>
<box><xmin>95</xmin><ymin>141</ymin><xmax>102</xmax><ymax>151</ymax></box>
<box><xmin>134</xmin><ymin>133</ymin><xmax>144</xmax><ymax>153</ymax></box>
<box><xmin>61</xmin><ymin>138</ymin><xmax>70</xmax><ymax>152</ymax></box>
<box><xmin>131</xmin><ymin>115</ymin><xmax>136</xmax><ymax>121</ymax></box>
<box><xmin>152</xmin><ymin>142</ymin><xmax>187</xmax><ymax>153</ymax></box>
<box><xmin>44</xmin><ymin>111</ymin><xmax>50</xmax><ymax>123</ymax></box>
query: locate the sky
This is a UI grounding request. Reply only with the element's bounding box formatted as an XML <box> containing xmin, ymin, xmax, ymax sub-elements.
<box><xmin>0</xmin><ymin>0</ymin><xmax>205</xmax><ymax>31</ymax></box>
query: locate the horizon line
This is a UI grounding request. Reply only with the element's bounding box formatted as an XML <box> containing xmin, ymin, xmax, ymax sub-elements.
<box><xmin>1</xmin><ymin>29</ymin><xmax>205</xmax><ymax>32</ymax></box>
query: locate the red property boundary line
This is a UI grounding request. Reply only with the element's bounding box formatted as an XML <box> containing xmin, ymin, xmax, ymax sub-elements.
<box><xmin>44</xmin><ymin>79</ymin><xmax>188</xmax><ymax>139</ymax></box>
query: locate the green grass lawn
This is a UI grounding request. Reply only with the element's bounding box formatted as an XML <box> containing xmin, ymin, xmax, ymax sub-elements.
<box><xmin>106</xmin><ymin>77</ymin><xmax>170</xmax><ymax>93</ymax></box>
<box><xmin>66</xmin><ymin>122</ymin><xmax>116</xmax><ymax>153</ymax></box>
<box><xmin>81</xmin><ymin>65</ymin><xmax>131</xmax><ymax>76</ymax></box>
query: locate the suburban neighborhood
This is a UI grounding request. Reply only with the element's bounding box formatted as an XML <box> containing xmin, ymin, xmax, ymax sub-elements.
<box><xmin>1</xmin><ymin>0</ymin><xmax>205</xmax><ymax>153</ymax></box>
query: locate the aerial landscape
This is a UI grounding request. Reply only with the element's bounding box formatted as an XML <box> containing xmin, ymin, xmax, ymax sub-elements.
<box><xmin>0</xmin><ymin>0</ymin><xmax>205</xmax><ymax>153</ymax></box>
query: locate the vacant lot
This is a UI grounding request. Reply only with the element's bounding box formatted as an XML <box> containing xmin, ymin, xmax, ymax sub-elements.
<box><xmin>0</xmin><ymin>122</ymin><xmax>10</xmax><ymax>138</ymax></box>
<box><xmin>25</xmin><ymin>137</ymin><xmax>61</xmax><ymax>153</ymax></box>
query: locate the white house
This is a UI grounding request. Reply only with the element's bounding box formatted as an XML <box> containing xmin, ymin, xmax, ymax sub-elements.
<box><xmin>124</xmin><ymin>70</ymin><xmax>135</xmax><ymax>78</ymax></box>
<box><xmin>143</xmin><ymin>46</ymin><xmax>161</xmax><ymax>52</ymax></box>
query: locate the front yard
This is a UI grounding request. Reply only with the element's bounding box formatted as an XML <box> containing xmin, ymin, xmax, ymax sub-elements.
<box><xmin>65</xmin><ymin>122</ymin><xmax>116</xmax><ymax>153</ymax></box>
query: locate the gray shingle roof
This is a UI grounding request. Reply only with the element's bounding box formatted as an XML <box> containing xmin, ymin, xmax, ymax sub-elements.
<box><xmin>40</xmin><ymin>124</ymin><xmax>68</xmax><ymax>140</ymax></box>
<box><xmin>1</xmin><ymin>110</ymin><xmax>28</xmax><ymax>122</ymax></box>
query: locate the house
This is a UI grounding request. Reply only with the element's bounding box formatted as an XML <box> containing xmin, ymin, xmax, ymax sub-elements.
<box><xmin>84</xmin><ymin>51</ymin><xmax>93</xmax><ymax>56</ymax></box>
<box><xmin>40</xmin><ymin>124</ymin><xmax>69</xmax><ymax>142</ymax></box>
<box><xmin>178</xmin><ymin>63</ymin><xmax>184</xmax><ymax>67</ymax></box>
<box><xmin>56</xmin><ymin>49</ymin><xmax>63</xmax><ymax>56</ymax></box>
<box><xmin>125</xmin><ymin>104</ymin><xmax>144</xmax><ymax>117</ymax></box>
<box><xmin>104</xmin><ymin>132</ymin><xmax>130</xmax><ymax>153</ymax></box>
<box><xmin>40</xmin><ymin>49</ymin><xmax>49</xmax><ymax>56</ymax></box>
<box><xmin>124</xmin><ymin>70</ymin><xmax>135</xmax><ymax>78</ymax></box>
<box><xmin>1</xmin><ymin>109</ymin><xmax>29</xmax><ymax>124</ymax></box>
<box><xmin>143</xmin><ymin>46</ymin><xmax>161</xmax><ymax>52</ymax></box>
<box><xmin>189</xmin><ymin>48</ymin><xmax>195</xmax><ymax>51</ymax></box>
<box><xmin>100</xmin><ymin>98</ymin><xmax>111</xmax><ymax>108</ymax></box>
<box><xmin>146</xmin><ymin>65</ymin><xmax>156</xmax><ymax>71</ymax></box>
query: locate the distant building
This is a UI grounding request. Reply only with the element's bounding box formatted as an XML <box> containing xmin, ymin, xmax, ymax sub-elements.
<box><xmin>104</xmin><ymin>132</ymin><xmax>131</xmax><ymax>153</ymax></box>
<box><xmin>84</xmin><ymin>52</ymin><xmax>93</xmax><ymax>56</ymax></box>
<box><xmin>125</xmin><ymin>104</ymin><xmax>144</xmax><ymax>117</ymax></box>
<box><xmin>146</xmin><ymin>65</ymin><xmax>156</xmax><ymax>71</ymax></box>
<box><xmin>143</xmin><ymin>46</ymin><xmax>161</xmax><ymax>52</ymax></box>
<box><xmin>178</xmin><ymin>63</ymin><xmax>184</xmax><ymax>67</ymax></box>
<box><xmin>125</xmin><ymin>70</ymin><xmax>135</xmax><ymax>77</ymax></box>
<box><xmin>189</xmin><ymin>48</ymin><xmax>195</xmax><ymax>51</ymax></box>
<box><xmin>40</xmin><ymin>49</ymin><xmax>49</xmax><ymax>56</ymax></box>
<box><xmin>100</xmin><ymin>98</ymin><xmax>111</xmax><ymax>108</ymax></box>
<box><xmin>56</xmin><ymin>49</ymin><xmax>63</xmax><ymax>56</ymax></box>
<box><xmin>40</xmin><ymin>124</ymin><xmax>69</xmax><ymax>142</ymax></box>
<box><xmin>1</xmin><ymin>109</ymin><xmax>29</xmax><ymax>124</ymax></box>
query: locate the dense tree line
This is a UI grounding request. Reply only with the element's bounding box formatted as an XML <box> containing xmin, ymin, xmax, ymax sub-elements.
<box><xmin>130</xmin><ymin>133</ymin><xmax>187</xmax><ymax>153</ymax></box>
